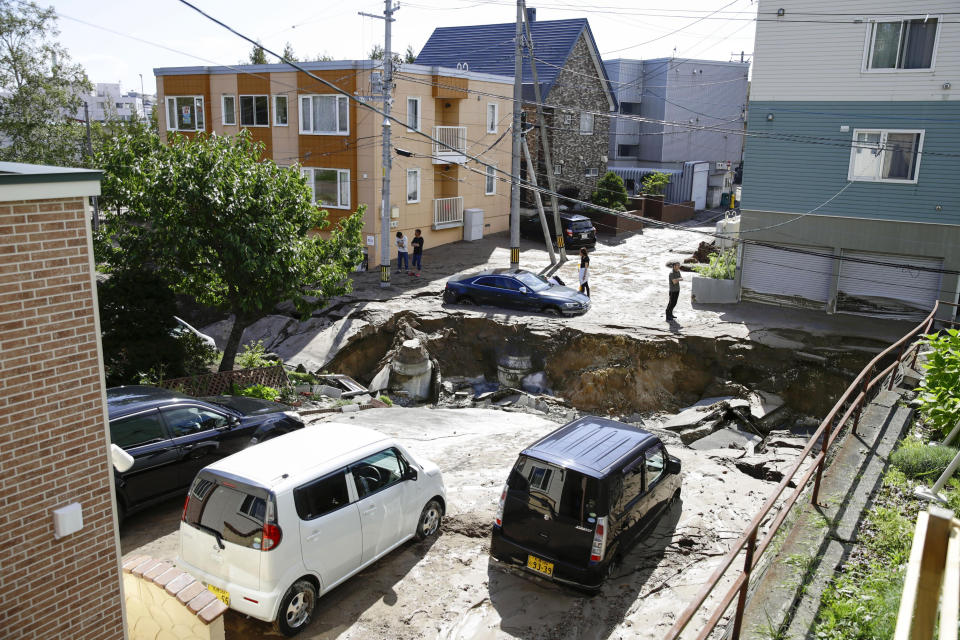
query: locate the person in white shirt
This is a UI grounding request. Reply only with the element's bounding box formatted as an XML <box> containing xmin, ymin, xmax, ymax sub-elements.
<box><xmin>578</xmin><ymin>247</ymin><xmax>590</xmax><ymax>297</ymax></box>
<box><xmin>395</xmin><ymin>231</ymin><xmax>409</xmax><ymax>273</ymax></box>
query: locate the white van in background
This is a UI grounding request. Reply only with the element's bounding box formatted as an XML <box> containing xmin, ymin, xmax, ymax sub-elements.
<box><xmin>177</xmin><ymin>424</ymin><xmax>446</xmax><ymax>636</ymax></box>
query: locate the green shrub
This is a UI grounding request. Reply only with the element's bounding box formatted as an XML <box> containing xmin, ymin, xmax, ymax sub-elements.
<box><xmin>378</xmin><ymin>394</ymin><xmax>393</xmax><ymax>406</ymax></box>
<box><xmin>916</xmin><ymin>328</ymin><xmax>960</xmax><ymax>437</ymax></box>
<box><xmin>287</xmin><ymin>371</ymin><xmax>318</xmax><ymax>385</ymax></box>
<box><xmin>236</xmin><ymin>340</ymin><xmax>273</xmax><ymax>369</ymax></box>
<box><xmin>236</xmin><ymin>383</ymin><xmax>280</xmax><ymax>402</ymax></box>
<box><xmin>178</xmin><ymin>331</ymin><xmax>219</xmax><ymax>376</ymax></box>
<box><xmin>641</xmin><ymin>171</ymin><xmax>670</xmax><ymax>196</ymax></box>
<box><xmin>694</xmin><ymin>249</ymin><xmax>737</xmax><ymax>280</ymax></box>
<box><xmin>890</xmin><ymin>438</ymin><xmax>959</xmax><ymax>479</ymax></box>
<box><xmin>590</xmin><ymin>171</ymin><xmax>629</xmax><ymax>212</ymax></box>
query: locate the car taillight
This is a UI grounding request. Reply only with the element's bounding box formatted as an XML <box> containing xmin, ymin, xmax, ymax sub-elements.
<box><xmin>590</xmin><ymin>516</ymin><xmax>607</xmax><ymax>563</ymax></box>
<box><xmin>261</xmin><ymin>523</ymin><xmax>282</xmax><ymax>551</ymax></box>
<box><xmin>494</xmin><ymin>485</ymin><xmax>507</xmax><ymax>528</ymax></box>
<box><xmin>181</xmin><ymin>494</ymin><xmax>190</xmax><ymax>522</ymax></box>
<box><xmin>565</xmin><ymin>228</ymin><xmax>573</xmax><ymax>236</ymax></box>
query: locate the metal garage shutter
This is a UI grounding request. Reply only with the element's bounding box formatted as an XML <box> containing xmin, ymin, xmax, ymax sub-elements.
<box><xmin>741</xmin><ymin>243</ymin><xmax>835</xmax><ymax>310</ymax></box>
<box><xmin>837</xmin><ymin>251</ymin><xmax>943</xmax><ymax>320</ymax></box>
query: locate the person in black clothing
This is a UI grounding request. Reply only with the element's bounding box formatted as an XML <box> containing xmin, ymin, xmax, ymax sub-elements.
<box><xmin>578</xmin><ymin>247</ymin><xmax>590</xmax><ymax>297</ymax></box>
<box><xmin>411</xmin><ymin>229</ymin><xmax>424</xmax><ymax>275</ymax></box>
<box><xmin>666</xmin><ymin>261</ymin><xmax>682</xmax><ymax>321</ymax></box>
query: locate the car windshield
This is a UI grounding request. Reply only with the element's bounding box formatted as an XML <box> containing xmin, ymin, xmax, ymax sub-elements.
<box><xmin>514</xmin><ymin>272</ymin><xmax>551</xmax><ymax>292</ymax></box>
<box><xmin>570</xmin><ymin>220</ymin><xmax>593</xmax><ymax>232</ymax></box>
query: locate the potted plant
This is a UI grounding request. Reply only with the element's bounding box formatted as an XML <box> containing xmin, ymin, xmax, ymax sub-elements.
<box><xmin>641</xmin><ymin>171</ymin><xmax>670</xmax><ymax>220</ymax></box>
<box><xmin>691</xmin><ymin>248</ymin><xmax>739</xmax><ymax>304</ymax></box>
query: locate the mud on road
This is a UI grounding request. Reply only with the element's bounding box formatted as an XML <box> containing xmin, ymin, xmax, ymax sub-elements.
<box><xmin>124</xmin><ymin>407</ymin><xmax>811</xmax><ymax>640</ymax></box>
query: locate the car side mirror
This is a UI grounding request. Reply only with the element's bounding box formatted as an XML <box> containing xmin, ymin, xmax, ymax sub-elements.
<box><xmin>667</xmin><ymin>457</ymin><xmax>681</xmax><ymax>475</ymax></box>
<box><xmin>405</xmin><ymin>467</ymin><xmax>419</xmax><ymax>482</ymax></box>
<box><xmin>111</xmin><ymin>444</ymin><xmax>134</xmax><ymax>473</ymax></box>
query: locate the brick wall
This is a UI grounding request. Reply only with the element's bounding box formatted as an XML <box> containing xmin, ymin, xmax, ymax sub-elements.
<box><xmin>0</xmin><ymin>196</ymin><xmax>124</xmax><ymax>638</ymax></box>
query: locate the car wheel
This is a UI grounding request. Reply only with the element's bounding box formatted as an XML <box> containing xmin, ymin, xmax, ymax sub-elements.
<box><xmin>274</xmin><ymin>579</ymin><xmax>317</xmax><ymax>637</ymax></box>
<box><xmin>458</xmin><ymin>296</ymin><xmax>476</xmax><ymax>306</ymax></box>
<box><xmin>542</xmin><ymin>306</ymin><xmax>561</xmax><ymax>317</ymax></box>
<box><xmin>415</xmin><ymin>499</ymin><xmax>443</xmax><ymax>540</ymax></box>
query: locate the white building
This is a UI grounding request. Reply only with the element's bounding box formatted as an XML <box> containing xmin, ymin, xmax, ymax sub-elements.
<box><xmin>74</xmin><ymin>83</ymin><xmax>154</xmax><ymax>122</ymax></box>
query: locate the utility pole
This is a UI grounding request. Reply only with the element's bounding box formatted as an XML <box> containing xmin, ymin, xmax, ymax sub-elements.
<box><xmin>360</xmin><ymin>1</ymin><xmax>398</xmax><ymax>288</ymax></box>
<box><xmin>509</xmin><ymin>0</ymin><xmax>523</xmax><ymax>270</ymax></box>
<box><xmin>83</xmin><ymin>102</ymin><xmax>100</xmax><ymax>231</ymax></box>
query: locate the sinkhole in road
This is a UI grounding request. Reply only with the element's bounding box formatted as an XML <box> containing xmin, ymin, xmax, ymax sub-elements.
<box><xmin>323</xmin><ymin>311</ymin><xmax>880</xmax><ymax>419</ymax></box>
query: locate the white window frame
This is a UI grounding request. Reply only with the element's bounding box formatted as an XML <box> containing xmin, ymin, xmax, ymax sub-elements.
<box><xmin>486</xmin><ymin>103</ymin><xmax>498</xmax><ymax>134</ymax></box>
<box><xmin>554</xmin><ymin>163</ymin><xmax>563</xmax><ymax>176</ymax></box>
<box><xmin>165</xmin><ymin>95</ymin><xmax>205</xmax><ymax>132</ymax></box>
<box><xmin>273</xmin><ymin>95</ymin><xmax>288</xmax><ymax>126</ymax></box>
<box><xmin>847</xmin><ymin>128</ymin><xmax>924</xmax><ymax>184</ymax></box>
<box><xmin>861</xmin><ymin>16</ymin><xmax>941</xmax><ymax>73</ymax></box>
<box><xmin>301</xmin><ymin>167</ymin><xmax>351</xmax><ymax>209</ymax></box>
<box><xmin>485</xmin><ymin>164</ymin><xmax>496</xmax><ymax>195</ymax></box>
<box><xmin>579</xmin><ymin>111</ymin><xmax>594</xmax><ymax>135</ymax></box>
<box><xmin>406</xmin><ymin>96</ymin><xmax>421</xmax><ymax>132</ymax></box>
<box><xmin>238</xmin><ymin>95</ymin><xmax>269</xmax><ymax>127</ymax></box>
<box><xmin>299</xmin><ymin>94</ymin><xmax>349</xmax><ymax>135</ymax></box>
<box><xmin>585</xmin><ymin>167</ymin><xmax>599</xmax><ymax>177</ymax></box>
<box><xmin>221</xmin><ymin>95</ymin><xmax>236</xmax><ymax>126</ymax></box>
<box><xmin>406</xmin><ymin>168</ymin><xmax>420</xmax><ymax>203</ymax></box>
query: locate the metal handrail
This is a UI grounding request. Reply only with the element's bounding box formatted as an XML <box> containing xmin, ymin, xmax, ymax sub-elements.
<box><xmin>665</xmin><ymin>300</ymin><xmax>960</xmax><ymax>640</ymax></box>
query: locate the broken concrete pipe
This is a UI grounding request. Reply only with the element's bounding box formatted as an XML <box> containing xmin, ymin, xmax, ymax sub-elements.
<box><xmin>389</xmin><ymin>338</ymin><xmax>434</xmax><ymax>400</ymax></box>
<box><xmin>497</xmin><ymin>354</ymin><xmax>533</xmax><ymax>388</ymax></box>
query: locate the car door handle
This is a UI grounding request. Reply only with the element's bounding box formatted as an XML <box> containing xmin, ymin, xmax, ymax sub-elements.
<box><xmin>361</xmin><ymin>505</ymin><xmax>377</xmax><ymax>516</ymax></box>
<box><xmin>306</xmin><ymin>529</ymin><xmax>324</xmax><ymax>542</ymax></box>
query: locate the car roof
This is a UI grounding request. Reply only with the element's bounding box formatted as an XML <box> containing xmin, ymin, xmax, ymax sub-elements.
<box><xmin>106</xmin><ymin>385</ymin><xmax>197</xmax><ymax>418</ymax></box>
<box><xmin>202</xmin><ymin>424</ymin><xmax>392</xmax><ymax>492</ymax></box>
<box><xmin>522</xmin><ymin>416</ymin><xmax>659</xmax><ymax>478</ymax></box>
<box><xmin>463</xmin><ymin>268</ymin><xmax>534</xmax><ymax>279</ymax></box>
<box><xmin>561</xmin><ymin>212</ymin><xmax>590</xmax><ymax>222</ymax></box>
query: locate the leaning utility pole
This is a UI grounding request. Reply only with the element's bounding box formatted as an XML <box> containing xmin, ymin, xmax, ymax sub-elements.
<box><xmin>83</xmin><ymin>102</ymin><xmax>100</xmax><ymax>231</ymax></box>
<box><xmin>360</xmin><ymin>1</ymin><xmax>398</xmax><ymax>288</ymax></box>
<box><xmin>509</xmin><ymin>0</ymin><xmax>523</xmax><ymax>270</ymax></box>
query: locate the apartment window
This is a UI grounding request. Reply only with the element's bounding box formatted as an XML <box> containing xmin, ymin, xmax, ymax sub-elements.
<box><xmin>239</xmin><ymin>95</ymin><xmax>269</xmax><ymax>127</ymax></box>
<box><xmin>563</xmin><ymin>113</ymin><xmax>572</xmax><ymax>126</ymax></box>
<box><xmin>618</xmin><ymin>144</ymin><xmax>639</xmax><ymax>157</ymax></box>
<box><xmin>554</xmin><ymin>163</ymin><xmax>563</xmax><ymax>176</ymax></box>
<box><xmin>274</xmin><ymin>95</ymin><xmax>288</xmax><ymax>126</ymax></box>
<box><xmin>302</xmin><ymin>168</ymin><xmax>350</xmax><ymax>209</ymax></box>
<box><xmin>848</xmin><ymin>129</ymin><xmax>923</xmax><ymax>183</ymax></box>
<box><xmin>165</xmin><ymin>96</ymin><xmax>204</xmax><ymax>132</ymax></box>
<box><xmin>406</xmin><ymin>168</ymin><xmax>420</xmax><ymax>203</ymax></box>
<box><xmin>222</xmin><ymin>95</ymin><xmax>236</xmax><ymax>126</ymax></box>
<box><xmin>299</xmin><ymin>95</ymin><xmax>349</xmax><ymax>135</ymax></box>
<box><xmin>485</xmin><ymin>165</ymin><xmax>496</xmax><ymax>195</ymax></box>
<box><xmin>487</xmin><ymin>103</ymin><xmax>498</xmax><ymax>133</ymax></box>
<box><xmin>620</xmin><ymin>101</ymin><xmax>641</xmax><ymax>115</ymax></box>
<box><xmin>865</xmin><ymin>17</ymin><xmax>939</xmax><ymax>70</ymax></box>
<box><xmin>579</xmin><ymin>112</ymin><xmax>594</xmax><ymax>135</ymax></box>
<box><xmin>585</xmin><ymin>167</ymin><xmax>599</xmax><ymax>177</ymax></box>
<box><xmin>406</xmin><ymin>97</ymin><xmax>421</xmax><ymax>131</ymax></box>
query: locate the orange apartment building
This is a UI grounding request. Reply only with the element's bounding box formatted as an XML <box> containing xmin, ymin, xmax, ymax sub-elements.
<box><xmin>154</xmin><ymin>61</ymin><xmax>514</xmax><ymax>259</ymax></box>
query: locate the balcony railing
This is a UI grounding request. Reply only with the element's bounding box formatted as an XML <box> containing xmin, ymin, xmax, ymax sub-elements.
<box><xmin>433</xmin><ymin>126</ymin><xmax>467</xmax><ymax>164</ymax></box>
<box><xmin>433</xmin><ymin>196</ymin><xmax>463</xmax><ymax>229</ymax></box>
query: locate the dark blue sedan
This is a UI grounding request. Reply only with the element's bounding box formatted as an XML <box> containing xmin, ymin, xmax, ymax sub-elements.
<box><xmin>443</xmin><ymin>269</ymin><xmax>590</xmax><ymax>316</ymax></box>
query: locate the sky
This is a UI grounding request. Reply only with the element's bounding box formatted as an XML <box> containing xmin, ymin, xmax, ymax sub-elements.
<box><xmin>44</xmin><ymin>0</ymin><xmax>759</xmax><ymax>95</ymax></box>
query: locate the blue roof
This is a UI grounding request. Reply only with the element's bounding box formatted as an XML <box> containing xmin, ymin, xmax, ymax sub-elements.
<box><xmin>522</xmin><ymin>416</ymin><xmax>658</xmax><ymax>477</ymax></box>
<box><xmin>416</xmin><ymin>18</ymin><xmax>614</xmax><ymax>106</ymax></box>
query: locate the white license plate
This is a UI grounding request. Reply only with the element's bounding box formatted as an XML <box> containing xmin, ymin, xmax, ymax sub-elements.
<box><xmin>581</xmin><ymin>233</ymin><xmax>589</xmax><ymax>239</ymax></box>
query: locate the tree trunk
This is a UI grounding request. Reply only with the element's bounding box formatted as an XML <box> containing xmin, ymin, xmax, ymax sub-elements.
<box><xmin>219</xmin><ymin>314</ymin><xmax>249</xmax><ymax>372</ymax></box>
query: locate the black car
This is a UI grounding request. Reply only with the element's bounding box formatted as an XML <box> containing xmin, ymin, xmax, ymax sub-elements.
<box><xmin>106</xmin><ymin>385</ymin><xmax>305</xmax><ymax>523</ymax></box>
<box><xmin>520</xmin><ymin>212</ymin><xmax>596</xmax><ymax>249</ymax></box>
<box><xmin>490</xmin><ymin>416</ymin><xmax>681</xmax><ymax>591</ymax></box>
<box><xmin>443</xmin><ymin>269</ymin><xmax>590</xmax><ymax>316</ymax></box>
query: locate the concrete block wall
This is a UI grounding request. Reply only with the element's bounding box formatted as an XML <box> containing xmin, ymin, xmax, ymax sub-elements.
<box><xmin>0</xmin><ymin>195</ymin><xmax>124</xmax><ymax>638</ymax></box>
<box><xmin>122</xmin><ymin>556</ymin><xmax>227</xmax><ymax>640</ymax></box>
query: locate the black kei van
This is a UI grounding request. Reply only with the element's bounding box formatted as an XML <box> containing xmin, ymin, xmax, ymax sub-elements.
<box><xmin>490</xmin><ymin>416</ymin><xmax>681</xmax><ymax>590</ymax></box>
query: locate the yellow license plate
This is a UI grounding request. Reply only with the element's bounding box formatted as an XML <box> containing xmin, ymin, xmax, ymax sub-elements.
<box><xmin>207</xmin><ymin>584</ymin><xmax>230</xmax><ymax>606</ymax></box>
<box><xmin>526</xmin><ymin>555</ymin><xmax>554</xmax><ymax>577</ymax></box>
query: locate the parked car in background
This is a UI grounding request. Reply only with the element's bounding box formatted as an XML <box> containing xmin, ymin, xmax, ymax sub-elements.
<box><xmin>520</xmin><ymin>211</ymin><xmax>596</xmax><ymax>249</ymax></box>
<box><xmin>178</xmin><ymin>424</ymin><xmax>446</xmax><ymax>636</ymax></box>
<box><xmin>107</xmin><ymin>386</ymin><xmax>304</xmax><ymax>523</ymax></box>
<box><xmin>443</xmin><ymin>269</ymin><xmax>590</xmax><ymax>316</ymax></box>
<box><xmin>490</xmin><ymin>416</ymin><xmax>681</xmax><ymax>591</ymax></box>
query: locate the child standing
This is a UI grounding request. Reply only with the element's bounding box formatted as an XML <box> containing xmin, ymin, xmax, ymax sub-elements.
<box><xmin>395</xmin><ymin>231</ymin><xmax>409</xmax><ymax>273</ymax></box>
<box><xmin>411</xmin><ymin>229</ymin><xmax>424</xmax><ymax>275</ymax></box>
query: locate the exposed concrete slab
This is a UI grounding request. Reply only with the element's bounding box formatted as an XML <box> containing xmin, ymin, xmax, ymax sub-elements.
<box><xmin>689</xmin><ymin>428</ymin><xmax>762</xmax><ymax>451</ymax></box>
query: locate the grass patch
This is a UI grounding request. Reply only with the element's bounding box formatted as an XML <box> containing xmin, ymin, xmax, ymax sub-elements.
<box><xmin>889</xmin><ymin>437</ymin><xmax>959</xmax><ymax>481</ymax></box>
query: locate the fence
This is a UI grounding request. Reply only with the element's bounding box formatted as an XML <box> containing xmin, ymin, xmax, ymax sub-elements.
<box><xmin>433</xmin><ymin>126</ymin><xmax>467</xmax><ymax>159</ymax></box>
<box><xmin>158</xmin><ymin>364</ymin><xmax>289</xmax><ymax>397</ymax></box>
<box><xmin>665</xmin><ymin>300</ymin><xmax>960</xmax><ymax>640</ymax></box>
<box><xmin>434</xmin><ymin>196</ymin><xmax>464</xmax><ymax>228</ymax></box>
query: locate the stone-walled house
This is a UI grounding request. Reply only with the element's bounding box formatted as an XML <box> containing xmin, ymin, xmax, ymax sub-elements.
<box><xmin>416</xmin><ymin>10</ymin><xmax>617</xmax><ymax>203</ymax></box>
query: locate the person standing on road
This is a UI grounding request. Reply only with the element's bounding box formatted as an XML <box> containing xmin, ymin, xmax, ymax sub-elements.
<box><xmin>666</xmin><ymin>260</ymin><xmax>682</xmax><ymax>321</ymax></box>
<box><xmin>578</xmin><ymin>247</ymin><xmax>590</xmax><ymax>297</ymax></box>
<box><xmin>411</xmin><ymin>229</ymin><xmax>424</xmax><ymax>275</ymax></box>
<box><xmin>396</xmin><ymin>231</ymin><xmax>409</xmax><ymax>273</ymax></box>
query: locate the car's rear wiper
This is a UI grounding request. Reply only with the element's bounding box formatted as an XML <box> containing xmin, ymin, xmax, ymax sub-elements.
<box><xmin>193</xmin><ymin>523</ymin><xmax>225</xmax><ymax>549</ymax></box>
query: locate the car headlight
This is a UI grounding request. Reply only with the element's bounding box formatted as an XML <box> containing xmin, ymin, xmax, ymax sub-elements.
<box><xmin>562</xmin><ymin>302</ymin><xmax>579</xmax><ymax>308</ymax></box>
<box><xmin>283</xmin><ymin>410</ymin><xmax>303</xmax><ymax>423</ymax></box>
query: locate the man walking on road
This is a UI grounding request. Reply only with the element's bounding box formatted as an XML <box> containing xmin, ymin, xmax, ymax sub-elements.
<box><xmin>666</xmin><ymin>260</ymin><xmax>682</xmax><ymax>321</ymax></box>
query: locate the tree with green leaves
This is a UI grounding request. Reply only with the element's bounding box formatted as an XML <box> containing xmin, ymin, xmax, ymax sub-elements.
<box><xmin>590</xmin><ymin>171</ymin><xmax>629</xmax><ymax>212</ymax></box>
<box><xmin>95</xmin><ymin>130</ymin><xmax>365</xmax><ymax>372</ymax></box>
<box><xmin>281</xmin><ymin>42</ymin><xmax>298</xmax><ymax>62</ymax></box>
<box><xmin>404</xmin><ymin>45</ymin><xmax>416</xmax><ymax>64</ymax></box>
<box><xmin>249</xmin><ymin>41</ymin><xmax>268</xmax><ymax>64</ymax></box>
<box><xmin>369</xmin><ymin>44</ymin><xmax>403</xmax><ymax>66</ymax></box>
<box><xmin>641</xmin><ymin>171</ymin><xmax>671</xmax><ymax>196</ymax></box>
<box><xmin>0</xmin><ymin>0</ymin><xmax>91</xmax><ymax>166</ymax></box>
